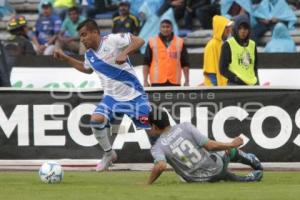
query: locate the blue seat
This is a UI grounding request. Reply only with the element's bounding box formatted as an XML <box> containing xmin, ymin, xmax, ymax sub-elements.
<box><xmin>94</xmin><ymin>12</ymin><xmax>114</xmax><ymax>19</ymax></box>
<box><xmin>178</xmin><ymin>29</ymin><xmax>192</xmax><ymax>37</ymax></box>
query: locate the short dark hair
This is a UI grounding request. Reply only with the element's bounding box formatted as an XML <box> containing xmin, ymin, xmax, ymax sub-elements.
<box><xmin>41</xmin><ymin>2</ymin><xmax>52</xmax><ymax>8</ymax></box>
<box><xmin>148</xmin><ymin>108</ymin><xmax>170</xmax><ymax>129</ymax></box>
<box><xmin>239</xmin><ymin>22</ymin><xmax>250</xmax><ymax>29</ymax></box>
<box><xmin>77</xmin><ymin>18</ymin><xmax>100</xmax><ymax>33</ymax></box>
<box><xmin>160</xmin><ymin>19</ymin><xmax>173</xmax><ymax>27</ymax></box>
<box><xmin>68</xmin><ymin>6</ymin><xmax>79</xmax><ymax>14</ymax></box>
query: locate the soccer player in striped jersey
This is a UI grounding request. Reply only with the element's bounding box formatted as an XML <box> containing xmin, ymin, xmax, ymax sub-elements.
<box><xmin>54</xmin><ymin>19</ymin><xmax>150</xmax><ymax>172</ymax></box>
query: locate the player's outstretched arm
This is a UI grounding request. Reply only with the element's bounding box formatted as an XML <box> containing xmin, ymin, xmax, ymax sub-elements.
<box><xmin>116</xmin><ymin>35</ymin><xmax>145</xmax><ymax>65</ymax></box>
<box><xmin>53</xmin><ymin>49</ymin><xmax>93</xmax><ymax>74</ymax></box>
<box><xmin>147</xmin><ymin>160</ymin><xmax>167</xmax><ymax>185</ymax></box>
<box><xmin>203</xmin><ymin>136</ymin><xmax>244</xmax><ymax>151</ymax></box>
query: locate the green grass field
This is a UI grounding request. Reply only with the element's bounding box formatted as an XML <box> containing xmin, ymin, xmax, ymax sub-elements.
<box><xmin>0</xmin><ymin>171</ymin><xmax>299</xmax><ymax>200</ymax></box>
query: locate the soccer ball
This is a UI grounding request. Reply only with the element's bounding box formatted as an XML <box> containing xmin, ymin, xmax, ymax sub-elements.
<box><xmin>39</xmin><ymin>161</ymin><xmax>64</xmax><ymax>184</ymax></box>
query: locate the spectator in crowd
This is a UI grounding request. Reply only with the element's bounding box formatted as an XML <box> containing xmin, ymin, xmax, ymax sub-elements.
<box><xmin>127</xmin><ymin>0</ymin><xmax>145</xmax><ymax>17</ymax></box>
<box><xmin>78</xmin><ymin>0</ymin><xmax>94</xmax><ymax>18</ymax></box>
<box><xmin>251</xmin><ymin>0</ymin><xmax>262</xmax><ymax>4</ymax></box>
<box><xmin>57</xmin><ymin>6</ymin><xmax>85</xmax><ymax>54</ymax></box>
<box><xmin>220</xmin><ymin>14</ymin><xmax>259</xmax><ymax>86</ymax></box>
<box><xmin>1</xmin><ymin>16</ymin><xmax>35</xmax><ymax>87</ymax></box>
<box><xmin>38</xmin><ymin>0</ymin><xmax>53</xmax><ymax>13</ymax></box>
<box><xmin>143</xmin><ymin>19</ymin><xmax>189</xmax><ymax>87</ymax></box>
<box><xmin>157</xmin><ymin>0</ymin><xmax>185</xmax><ymax>20</ymax></box>
<box><xmin>0</xmin><ymin>42</ymin><xmax>9</xmax><ymax>86</ymax></box>
<box><xmin>112</xmin><ymin>0</ymin><xmax>140</xmax><ymax>35</ymax></box>
<box><xmin>251</xmin><ymin>0</ymin><xmax>297</xmax><ymax>43</ymax></box>
<box><xmin>184</xmin><ymin>0</ymin><xmax>203</xmax><ymax>30</ymax></box>
<box><xmin>53</xmin><ymin>0</ymin><xmax>76</xmax><ymax>19</ymax></box>
<box><xmin>265</xmin><ymin>22</ymin><xmax>296</xmax><ymax>53</ymax></box>
<box><xmin>138</xmin><ymin>1</ymin><xmax>179</xmax><ymax>53</ymax></box>
<box><xmin>203</xmin><ymin>15</ymin><xmax>232</xmax><ymax>86</ymax></box>
<box><xmin>183</xmin><ymin>0</ymin><xmax>220</xmax><ymax>30</ymax></box>
<box><xmin>32</xmin><ymin>2</ymin><xmax>61</xmax><ymax>55</ymax></box>
<box><xmin>0</xmin><ymin>0</ymin><xmax>15</xmax><ymax>18</ymax></box>
<box><xmin>5</xmin><ymin>16</ymin><xmax>36</xmax><ymax>57</ymax></box>
<box><xmin>220</xmin><ymin>0</ymin><xmax>252</xmax><ymax>19</ymax></box>
<box><xmin>138</xmin><ymin>0</ymin><xmax>164</xmax><ymax>22</ymax></box>
<box><xmin>87</xmin><ymin>0</ymin><xmax>119</xmax><ymax>18</ymax></box>
<box><xmin>287</xmin><ymin>0</ymin><xmax>300</xmax><ymax>8</ymax></box>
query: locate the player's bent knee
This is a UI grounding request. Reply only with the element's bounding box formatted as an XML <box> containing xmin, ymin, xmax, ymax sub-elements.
<box><xmin>90</xmin><ymin>114</ymin><xmax>110</xmax><ymax>131</ymax></box>
<box><xmin>90</xmin><ymin>120</ymin><xmax>106</xmax><ymax>131</ymax></box>
<box><xmin>90</xmin><ymin>114</ymin><xmax>106</xmax><ymax>123</ymax></box>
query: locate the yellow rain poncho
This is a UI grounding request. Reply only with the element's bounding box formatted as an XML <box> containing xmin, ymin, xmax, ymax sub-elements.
<box><xmin>203</xmin><ymin>15</ymin><xmax>230</xmax><ymax>86</ymax></box>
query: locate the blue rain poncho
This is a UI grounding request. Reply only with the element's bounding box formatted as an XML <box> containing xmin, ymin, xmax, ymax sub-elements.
<box><xmin>138</xmin><ymin>2</ymin><xmax>178</xmax><ymax>53</ymax></box>
<box><xmin>252</xmin><ymin>0</ymin><xmax>297</xmax><ymax>29</ymax></box>
<box><xmin>0</xmin><ymin>0</ymin><xmax>14</xmax><ymax>18</ymax></box>
<box><xmin>127</xmin><ymin>0</ymin><xmax>145</xmax><ymax>17</ymax></box>
<box><xmin>265</xmin><ymin>22</ymin><xmax>296</xmax><ymax>53</ymax></box>
<box><xmin>220</xmin><ymin>0</ymin><xmax>252</xmax><ymax>19</ymax></box>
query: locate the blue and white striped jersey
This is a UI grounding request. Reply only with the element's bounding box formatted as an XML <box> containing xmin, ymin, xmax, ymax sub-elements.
<box><xmin>84</xmin><ymin>33</ymin><xmax>144</xmax><ymax>101</ymax></box>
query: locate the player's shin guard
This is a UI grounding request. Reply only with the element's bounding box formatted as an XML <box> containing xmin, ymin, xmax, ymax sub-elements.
<box><xmin>90</xmin><ymin>121</ymin><xmax>112</xmax><ymax>152</ymax></box>
<box><xmin>229</xmin><ymin>148</ymin><xmax>263</xmax><ymax>170</ymax></box>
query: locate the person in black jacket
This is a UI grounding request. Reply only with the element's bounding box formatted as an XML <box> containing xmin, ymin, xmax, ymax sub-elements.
<box><xmin>0</xmin><ymin>16</ymin><xmax>35</xmax><ymax>87</ymax></box>
<box><xmin>219</xmin><ymin>14</ymin><xmax>259</xmax><ymax>86</ymax></box>
<box><xmin>184</xmin><ymin>0</ymin><xmax>220</xmax><ymax>30</ymax></box>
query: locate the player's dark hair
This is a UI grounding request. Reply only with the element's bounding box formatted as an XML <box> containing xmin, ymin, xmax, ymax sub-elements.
<box><xmin>148</xmin><ymin>108</ymin><xmax>170</xmax><ymax>129</ymax></box>
<box><xmin>160</xmin><ymin>19</ymin><xmax>173</xmax><ymax>27</ymax></box>
<box><xmin>77</xmin><ymin>18</ymin><xmax>100</xmax><ymax>33</ymax></box>
<box><xmin>68</xmin><ymin>6</ymin><xmax>79</xmax><ymax>14</ymax></box>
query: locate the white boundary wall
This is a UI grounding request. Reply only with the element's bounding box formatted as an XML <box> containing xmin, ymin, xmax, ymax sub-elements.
<box><xmin>0</xmin><ymin>160</ymin><xmax>299</xmax><ymax>171</ymax></box>
<box><xmin>10</xmin><ymin>66</ymin><xmax>300</xmax><ymax>88</ymax></box>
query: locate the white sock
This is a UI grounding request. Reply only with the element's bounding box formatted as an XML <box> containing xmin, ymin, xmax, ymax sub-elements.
<box><xmin>92</xmin><ymin>127</ymin><xmax>112</xmax><ymax>152</ymax></box>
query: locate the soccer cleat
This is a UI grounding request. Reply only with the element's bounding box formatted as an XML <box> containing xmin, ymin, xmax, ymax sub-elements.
<box><xmin>96</xmin><ymin>150</ymin><xmax>117</xmax><ymax>172</ymax></box>
<box><xmin>247</xmin><ymin>153</ymin><xmax>263</xmax><ymax>171</ymax></box>
<box><xmin>245</xmin><ymin>170</ymin><xmax>263</xmax><ymax>182</ymax></box>
<box><xmin>236</xmin><ymin>150</ymin><xmax>264</xmax><ymax>171</ymax></box>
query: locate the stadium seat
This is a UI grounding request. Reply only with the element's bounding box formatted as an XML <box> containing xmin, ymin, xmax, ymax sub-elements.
<box><xmin>2</xmin><ymin>1</ymin><xmax>300</xmax><ymax>52</ymax></box>
<box><xmin>94</xmin><ymin>12</ymin><xmax>115</xmax><ymax>20</ymax></box>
